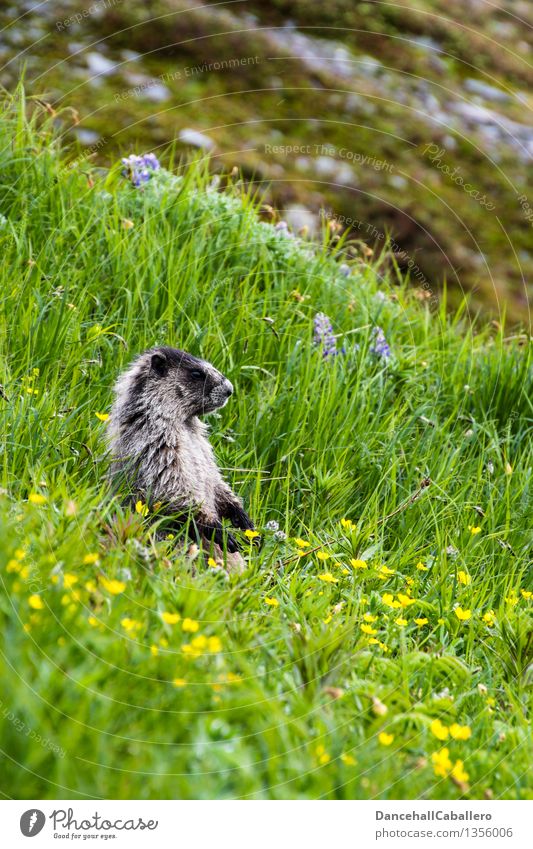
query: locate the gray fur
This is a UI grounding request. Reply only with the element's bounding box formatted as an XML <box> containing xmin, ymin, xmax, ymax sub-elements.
<box><xmin>106</xmin><ymin>346</ymin><xmax>254</xmax><ymax>551</ymax></box>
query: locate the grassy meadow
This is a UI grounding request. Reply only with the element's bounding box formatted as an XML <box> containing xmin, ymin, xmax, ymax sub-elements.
<box><xmin>0</xmin><ymin>93</ymin><xmax>532</xmax><ymax>800</ymax></box>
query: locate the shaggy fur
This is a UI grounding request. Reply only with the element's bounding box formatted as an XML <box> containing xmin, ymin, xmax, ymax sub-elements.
<box><xmin>106</xmin><ymin>346</ymin><xmax>254</xmax><ymax>552</ymax></box>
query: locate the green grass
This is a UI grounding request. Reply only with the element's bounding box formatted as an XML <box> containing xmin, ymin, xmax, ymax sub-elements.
<box><xmin>0</xmin><ymin>91</ymin><xmax>531</xmax><ymax>800</ymax></box>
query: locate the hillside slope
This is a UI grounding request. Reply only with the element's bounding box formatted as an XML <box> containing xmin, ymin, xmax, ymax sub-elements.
<box><xmin>0</xmin><ymin>95</ymin><xmax>531</xmax><ymax>800</ymax></box>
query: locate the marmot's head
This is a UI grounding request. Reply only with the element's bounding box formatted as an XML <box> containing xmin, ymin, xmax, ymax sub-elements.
<box><xmin>112</xmin><ymin>346</ymin><xmax>234</xmax><ymax>424</ymax></box>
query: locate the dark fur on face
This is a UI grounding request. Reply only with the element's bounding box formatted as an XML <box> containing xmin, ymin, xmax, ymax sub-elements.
<box><xmin>106</xmin><ymin>346</ymin><xmax>255</xmax><ymax>554</ymax></box>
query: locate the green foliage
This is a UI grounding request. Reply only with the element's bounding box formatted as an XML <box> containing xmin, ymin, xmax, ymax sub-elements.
<box><xmin>0</xmin><ymin>94</ymin><xmax>531</xmax><ymax>800</ymax></box>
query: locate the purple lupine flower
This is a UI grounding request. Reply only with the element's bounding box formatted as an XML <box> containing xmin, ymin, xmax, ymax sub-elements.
<box><xmin>313</xmin><ymin>312</ymin><xmax>338</xmax><ymax>358</ymax></box>
<box><xmin>121</xmin><ymin>153</ymin><xmax>161</xmax><ymax>187</ymax></box>
<box><xmin>370</xmin><ymin>326</ymin><xmax>391</xmax><ymax>359</ymax></box>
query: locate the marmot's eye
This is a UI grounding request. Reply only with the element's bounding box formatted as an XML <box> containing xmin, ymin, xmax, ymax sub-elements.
<box><xmin>189</xmin><ymin>369</ymin><xmax>205</xmax><ymax>380</ymax></box>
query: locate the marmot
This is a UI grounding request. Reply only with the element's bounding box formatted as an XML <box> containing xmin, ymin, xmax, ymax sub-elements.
<box><xmin>106</xmin><ymin>346</ymin><xmax>255</xmax><ymax>553</ymax></box>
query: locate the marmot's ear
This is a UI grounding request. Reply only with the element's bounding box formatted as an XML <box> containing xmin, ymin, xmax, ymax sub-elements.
<box><xmin>151</xmin><ymin>352</ymin><xmax>168</xmax><ymax>377</ymax></box>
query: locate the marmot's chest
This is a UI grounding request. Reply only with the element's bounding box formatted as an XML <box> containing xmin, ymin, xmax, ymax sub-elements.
<box><xmin>150</xmin><ymin>429</ymin><xmax>219</xmax><ymax>509</ymax></box>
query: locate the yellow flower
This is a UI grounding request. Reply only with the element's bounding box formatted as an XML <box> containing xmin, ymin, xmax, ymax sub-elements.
<box><xmin>350</xmin><ymin>558</ymin><xmax>368</xmax><ymax>570</ymax></box>
<box><xmin>150</xmin><ymin>644</ymin><xmax>159</xmax><ymax>656</ymax></box>
<box><xmin>316</xmin><ymin>551</ymin><xmax>330</xmax><ymax>561</ymax></box>
<box><xmin>28</xmin><ymin>493</ymin><xmax>47</xmax><ymax>505</ymax></box>
<box><xmin>340</xmin><ymin>518</ymin><xmax>355</xmax><ymax>531</ymax></box>
<box><xmin>207</xmin><ymin>636</ymin><xmax>222</xmax><ymax>653</ymax></box>
<box><xmin>99</xmin><ymin>577</ymin><xmax>126</xmax><ymax>595</ymax></box>
<box><xmin>454</xmin><ymin>606</ymin><xmax>471</xmax><ymax>621</ymax></box>
<box><xmin>190</xmin><ymin>635</ymin><xmax>207</xmax><ymax>650</ymax></box>
<box><xmin>430</xmin><ymin>719</ymin><xmax>449</xmax><ymax>741</ymax></box>
<box><xmin>135</xmin><ymin>500</ymin><xmax>149</xmax><ymax>517</ymax></box>
<box><xmin>28</xmin><ymin>594</ymin><xmax>44</xmax><ymax>610</ymax></box>
<box><xmin>14</xmin><ymin>548</ymin><xmax>26</xmax><ymax>560</ymax></box>
<box><xmin>395</xmin><ymin>617</ymin><xmax>408</xmax><ymax>627</ymax></box>
<box><xmin>63</xmin><ymin>573</ymin><xmax>78</xmax><ymax>589</ymax></box>
<box><xmin>173</xmin><ymin>678</ymin><xmax>187</xmax><ymax>688</ymax></box>
<box><xmin>294</xmin><ymin>538</ymin><xmax>310</xmax><ymax>548</ymax></box>
<box><xmin>314</xmin><ymin>744</ymin><xmax>331</xmax><ymax>765</ymax></box>
<box><xmin>451</xmin><ymin>759</ymin><xmax>469</xmax><ymax>783</ymax></box>
<box><xmin>416</xmin><ymin>561</ymin><xmax>428</xmax><ymax>571</ymax></box>
<box><xmin>468</xmin><ymin>526</ymin><xmax>481</xmax><ymax>535</ymax></box>
<box><xmin>379</xmin><ymin>565</ymin><xmax>395</xmax><ymax>576</ymax></box>
<box><xmin>458</xmin><ymin>571</ymin><xmax>471</xmax><ymax>585</ymax></box>
<box><xmin>340</xmin><ymin>753</ymin><xmax>356</xmax><ymax>766</ymax></box>
<box><xmin>438</xmin><ymin>617</ymin><xmax>445</xmax><ymax>625</ymax></box>
<box><xmin>318</xmin><ymin>573</ymin><xmax>338</xmax><ymax>584</ymax></box>
<box><xmin>85</xmin><ymin>580</ymin><xmax>97</xmax><ymax>593</ymax></box>
<box><xmin>415</xmin><ymin>617</ymin><xmax>428</xmax><ymax>626</ymax></box>
<box><xmin>121</xmin><ymin>617</ymin><xmax>142</xmax><ymax>633</ymax></box>
<box><xmin>449</xmin><ymin>723</ymin><xmax>471</xmax><ymax>741</ymax></box>
<box><xmin>431</xmin><ymin>747</ymin><xmax>452</xmax><ymax>778</ymax></box>
<box><xmin>505</xmin><ymin>592</ymin><xmax>519</xmax><ymax>606</ymax></box>
<box><xmin>207</xmin><ymin>557</ymin><xmax>218</xmax><ymax>568</ymax></box>
<box><xmin>182</xmin><ymin>618</ymin><xmax>200</xmax><ymax>633</ymax></box>
<box><xmin>341</xmin><ymin>567</ymin><xmax>350</xmax><ymax>575</ymax></box>
<box><xmin>323</xmin><ymin>615</ymin><xmax>332</xmax><ymax>624</ymax></box>
<box><xmin>95</xmin><ymin>412</ymin><xmax>109</xmax><ymax>422</ymax></box>
<box><xmin>382</xmin><ymin>593</ymin><xmax>401</xmax><ymax>609</ymax></box>
<box><xmin>363</xmin><ymin>612</ymin><xmax>377</xmax><ymax>622</ymax></box>
<box><xmin>483</xmin><ymin>610</ymin><xmax>496</xmax><ymax>626</ymax></box>
<box><xmin>378</xmin><ymin>732</ymin><xmax>394</xmax><ymax>746</ymax></box>
<box><xmin>7</xmin><ymin>559</ymin><xmax>21</xmax><ymax>573</ymax></box>
<box><xmin>88</xmin><ymin>616</ymin><xmax>100</xmax><ymax>628</ymax></box>
<box><xmin>397</xmin><ymin>593</ymin><xmax>416</xmax><ymax>607</ymax></box>
<box><xmin>244</xmin><ymin>529</ymin><xmax>259</xmax><ymax>540</ymax></box>
<box><xmin>264</xmin><ymin>597</ymin><xmax>279</xmax><ymax>607</ymax></box>
<box><xmin>521</xmin><ymin>590</ymin><xmax>532</xmax><ymax>600</ymax></box>
<box><xmin>83</xmin><ymin>553</ymin><xmax>99</xmax><ymax>565</ymax></box>
<box><xmin>161</xmin><ymin>611</ymin><xmax>180</xmax><ymax>625</ymax></box>
<box><xmin>361</xmin><ymin>623</ymin><xmax>377</xmax><ymax>635</ymax></box>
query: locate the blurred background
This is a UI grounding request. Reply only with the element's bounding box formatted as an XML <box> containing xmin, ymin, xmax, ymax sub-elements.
<box><xmin>2</xmin><ymin>0</ymin><xmax>532</xmax><ymax>324</ymax></box>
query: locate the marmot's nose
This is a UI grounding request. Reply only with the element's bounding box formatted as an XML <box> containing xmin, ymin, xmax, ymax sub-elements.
<box><xmin>223</xmin><ymin>379</ymin><xmax>233</xmax><ymax>397</ymax></box>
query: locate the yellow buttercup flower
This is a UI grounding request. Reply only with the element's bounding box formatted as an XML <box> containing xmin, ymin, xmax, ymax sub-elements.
<box><xmin>161</xmin><ymin>611</ymin><xmax>180</xmax><ymax>625</ymax></box>
<box><xmin>449</xmin><ymin>723</ymin><xmax>471</xmax><ymax>741</ymax></box>
<box><xmin>244</xmin><ymin>529</ymin><xmax>259</xmax><ymax>540</ymax></box>
<box><xmin>173</xmin><ymin>678</ymin><xmax>187</xmax><ymax>688</ymax></box>
<box><xmin>264</xmin><ymin>597</ymin><xmax>279</xmax><ymax>607</ymax></box>
<box><xmin>340</xmin><ymin>753</ymin><xmax>356</xmax><ymax>766</ymax></box>
<box><xmin>207</xmin><ymin>557</ymin><xmax>218</xmax><ymax>568</ymax></box>
<box><xmin>316</xmin><ymin>551</ymin><xmax>330</xmax><ymax>561</ymax></box>
<box><xmin>135</xmin><ymin>500</ymin><xmax>149</xmax><ymax>517</ymax></box>
<box><xmin>395</xmin><ymin>617</ymin><xmax>408</xmax><ymax>627</ymax></box>
<box><xmin>150</xmin><ymin>644</ymin><xmax>159</xmax><ymax>656</ymax></box>
<box><xmin>99</xmin><ymin>577</ymin><xmax>126</xmax><ymax>595</ymax></box>
<box><xmin>451</xmin><ymin>759</ymin><xmax>469</xmax><ymax>783</ymax></box>
<box><xmin>340</xmin><ymin>518</ymin><xmax>355</xmax><ymax>531</ymax></box>
<box><xmin>121</xmin><ymin>617</ymin><xmax>142</xmax><ymax>633</ymax></box>
<box><xmin>28</xmin><ymin>594</ymin><xmax>44</xmax><ymax>610</ymax></box>
<box><xmin>207</xmin><ymin>636</ymin><xmax>222</xmax><ymax>653</ymax></box>
<box><xmin>397</xmin><ymin>593</ymin><xmax>415</xmax><ymax>607</ymax></box>
<box><xmin>431</xmin><ymin>747</ymin><xmax>452</xmax><ymax>778</ymax></box>
<box><xmin>182</xmin><ymin>618</ymin><xmax>199</xmax><ymax>633</ymax></box>
<box><xmin>378</xmin><ymin>732</ymin><xmax>394</xmax><ymax>746</ymax></box>
<box><xmin>430</xmin><ymin>719</ymin><xmax>449</xmax><ymax>741</ymax></box>
<box><xmin>318</xmin><ymin>573</ymin><xmax>338</xmax><ymax>584</ymax></box>
<box><xmin>482</xmin><ymin>610</ymin><xmax>496</xmax><ymax>626</ymax></box>
<box><xmin>315</xmin><ymin>744</ymin><xmax>331</xmax><ymax>765</ymax></box>
<box><xmin>382</xmin><ymin>593</ymin><xmax>401</xmax><ymax>609</ymax></box>
<box><xmin>379</xmin><ymin>565</ymin><xmax>395</xmax><ymax>576</ymax></box>
<box><xmin>63</xmin><ymin>573</ymin><xmax>78</xmax><ymax>589</ymax></box>
<box><xmin>415</xmin><ymin>617</ymin><xmax>428</xmax><ymax>626</ymax></box>
<box><xmin>360</xmin><ymin>623</ymin><xmax>377</xmax><ymax>635</ymax></box>
<box><xmin>468</xmin><ymin>525</ymin><xmax>481</xmax><ymax>535</ymax></box>
<box><xmin>416</xmin><ymin>561</ymin><xmax>428</xmax><ymax>571</ymax></box>
<box><xmin>83</xmin><ymin>553</ymin><xmax>99</xmax><ymax>565</ymax></box>
<box><xmin>294</xmin><ymin>538</ymin><xmax>310</xmax><ymax>548</ymax></box>
<box><xmin>28</xmin><ymin>493</ymin><xmax>47</xmax><ymax>505</ymax></box>
<box><xmin>363</xmin><ymin>612</ymin><xmax>377</xmax><ymax>622</ymax></box>
<box><xmin>457</xmin><ymin>571</ymin><xmax>471</xmax><ymax>586</ymax></box>
<box><xmin>521</xmin><ymin>589</ymin><xmax>532</xmax><ymax>600</ymax></box>
<box><xmin>350</xmin><ymin>558</ymin><xmax>368</xmax><ymax>570</ymax></box>
<box><xmin>95</xmin><ymin>412</ymin><xmax>109</xmax><ymax>422</ymax></box>
<box><xmin>454</xmin><ymin>606</ymin><xmax>472</xmax><ymax>621</ymax></box>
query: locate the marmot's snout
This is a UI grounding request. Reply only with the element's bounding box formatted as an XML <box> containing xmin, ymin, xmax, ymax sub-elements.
<box><xmin>209</xmin><ymin>377</ymin><xmax>233</xmax><ymax>410</ymax></box>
